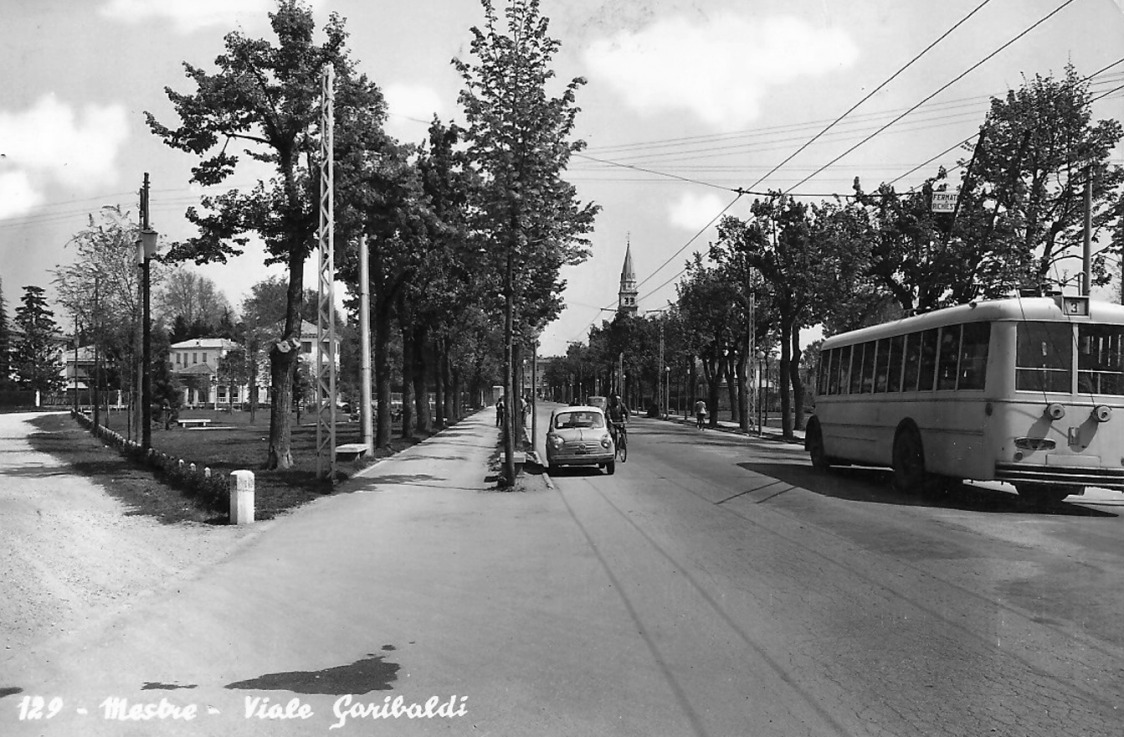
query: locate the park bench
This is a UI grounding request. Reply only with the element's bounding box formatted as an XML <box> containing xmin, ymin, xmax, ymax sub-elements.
<box><xmin>335</xmin><ymin>443</ymin><xmax>369</xmax><ymax>462</ymax></box>
<box><xmin>176</xmin><ymin>418</ymin><xmax>212</xmax><ymax>429</ymax></box>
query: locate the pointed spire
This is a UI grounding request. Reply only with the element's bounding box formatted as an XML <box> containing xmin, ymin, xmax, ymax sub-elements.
<box><xmin>621</xmin><ymin>233</ymin><xmax>635</xmax><ymax>281</ymax></box>
<box><xmin>618</xmin><ymin>233</ymin><xmax>638</xmax><ymax>314</ymax></box>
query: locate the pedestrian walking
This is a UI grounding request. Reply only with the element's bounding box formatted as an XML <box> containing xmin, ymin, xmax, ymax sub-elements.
<box><xmin>694</xmin><ymin>399</ymin><xmax>707</xmax><ymax>429</ymax></box>
<box><xmin>496</xmin><ymin>397</ymin><xmax>505</xmax><ymax>428</ymax></box>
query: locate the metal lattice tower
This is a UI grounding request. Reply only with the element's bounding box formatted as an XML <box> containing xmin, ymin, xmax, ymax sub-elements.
<box><xmin>316</xmin><ymin>64</ymin><xmax>337</xmax><ymax>481</ymax></box>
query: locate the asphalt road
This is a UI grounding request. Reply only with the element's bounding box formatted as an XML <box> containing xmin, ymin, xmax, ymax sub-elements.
<box><xmin>537</xmin><ymin>403</ymin><xmax>1124</xmax><ymax>736</ymax></box>
<box><xmin>3</xmin><ymin>405</ymin><xmax>1121</xmax><ymax>737</ymax></box>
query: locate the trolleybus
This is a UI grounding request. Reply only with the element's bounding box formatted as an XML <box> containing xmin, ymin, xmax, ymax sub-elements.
<box><xmin>805</xmin><ymin>294</ymin><xmax>1124</xmax><ymax>503</ymax></box>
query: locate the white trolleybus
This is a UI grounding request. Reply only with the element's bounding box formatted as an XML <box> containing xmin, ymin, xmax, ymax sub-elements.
<box><xmin>805</xmin><ymin>293</ymin><xmax>1124</xmax><ymax>504</ymax></box>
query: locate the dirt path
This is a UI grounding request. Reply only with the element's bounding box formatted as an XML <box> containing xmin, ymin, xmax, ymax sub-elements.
<box><xmin>0</xmin><ymin>412</ymin><xmax>259</xmax><ymax>663</ymax></box>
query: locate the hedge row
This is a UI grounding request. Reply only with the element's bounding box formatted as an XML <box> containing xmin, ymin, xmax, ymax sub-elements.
<box><xmin>72</xmin><ymin>410</ymin><xmax>231</xmax><ymax>514</ymax></box>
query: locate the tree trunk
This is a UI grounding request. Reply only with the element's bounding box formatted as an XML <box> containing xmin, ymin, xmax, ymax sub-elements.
<box><xmin>737</xmin><ymin>352</ymin><xmax>749</xmax><ymax>432</ymax></box>
<box><xmin>790</xmin><ymin>328</ymin><xmax>805</xmax><ymax>432</ymax></box>
<box><xmin>451</xmin><ymin>365</ymin><xmax>463</xmax><ymax>420</ymax></box>
<box><xmin>687</xmin><ymin>355</ymin><xmax>696</xmax><ymax>420</ymax></box>
<box><xmin>266</xmin><ymin>341</ymin><xmax>297</xmax><ymax>469</ymax></box>
<box><xmin>434</xmin><ymin>337</ymin><xmax>446</xmax><ymax>428</ymax></box>
<box><xmin>502</xmin><ymin>250</ymin><xmax>516</xmax><ymax>487</ymax></box>
<box><xmin>412</xmin><ymin>326</ymin><xmax>431</xmax><ymax>433</ymax></box>
<box><xmin>779</xmin><ymin>321</ymin><xmax>793</xmax><ymax>440</ymax></box>
<box><xmin>249</xmin><ymin>338</ymin><xmax>260</xmax><ymax>425</ymax></box>
<box><xmin>374</xmin><ymin>308</ymin><xmax>392</xmax><ymax>449</ymax></box>
<box><xmin>400</xmin><ymin>322</ymin><xmax>415</xmax><ymax>439</ymax></box>
<box><xmin>264</xmin><ymin>253</ymin><xmax>305</xmax><ymax>470</ymax></box>
<box><xmin>724</xmin><ymin>354</ymin><xmax>738</xmax><ymax>425</ymax></box>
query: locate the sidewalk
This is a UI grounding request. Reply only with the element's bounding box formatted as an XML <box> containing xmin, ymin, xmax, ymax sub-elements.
<box><xmin>655</xmin><ymin>411</ymin><xmax>806</xmax><ymax>445</ymax></box>
<box><xmin>2</xmin><ymin>409</ymin><xmax>516</xmax><ymax>735</ymax></box>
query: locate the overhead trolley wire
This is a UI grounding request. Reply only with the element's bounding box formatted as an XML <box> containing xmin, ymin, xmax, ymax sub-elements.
<box><xmin>888</xmin><ymin>55</ymin><xmax>1124</xmax><ymax>187</ymax></box>
<box><xmin>783</xmin><ymin>0</ymin><xmax>1081</xmax><ymax>195</ymax></box>
<box><xmin>745</xmin><ymin>0</ymin><xmax>996</xmax><ymax>194</ymax></box>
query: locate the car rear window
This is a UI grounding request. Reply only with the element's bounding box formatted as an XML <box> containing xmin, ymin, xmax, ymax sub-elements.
<box><xmin>554</xmin><ymin>412</ymin><xmax>605</xmax><ymax>429</ymax></box>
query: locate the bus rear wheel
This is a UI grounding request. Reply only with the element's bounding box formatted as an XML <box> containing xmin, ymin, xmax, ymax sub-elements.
<box><xmin>892</xmin><ymin>426</ymin><xmax>926</xmax><ymax>494</ymax></box>
<box><xmin>807</xmin><ymin>422</ymin><xmax>830</xmax><ymax>472</ymax></box>
<box><xmin>1015</xmin><ymin>483</ymin><xmax>1073</xmax><ymax>506</ymax></box>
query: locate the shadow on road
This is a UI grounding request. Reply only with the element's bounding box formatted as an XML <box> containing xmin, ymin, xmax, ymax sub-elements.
<box><xmin>737</xmin><ymin>461</ymin><xmax>1117</xmax><ymax>518</ymax></box>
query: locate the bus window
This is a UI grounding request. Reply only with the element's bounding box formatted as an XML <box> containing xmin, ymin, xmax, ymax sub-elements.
<box><xmin>1078</xmin><ymin>324</ymin><xmax>1124</xmax><ymax>395</ymax></box>
<box><xmin>835</xmin><ymin>345</ymin><xmax>851</xmax><ymax>394</ymax></box>
<box><xmin>874</xmin><ymin>338</ymin><xmax>890</xmax><ymax>392</ymax></box>
<box><xmin>902</xmin><ymin>332</ymin><xmax>921</xmax><ymax>391</ymax></box>
<box><xmin>849</xmin><ymin>344</ymin><xmax>865</xmax><ymax>394</ymax></box>
<box><xmin>918</xmin><ymin>329</ymin><xmax>939</xmax><ymax>391</ymax></box>
<box><xmin>825</xmin><ymin>349</ymin><xmax>839</xmax><ymax>395</ymax></box>
<box><xmin>887</xmin><ymin>334</ymin><xmax>905</xmax><ymax>393</ymax></box>
<box><xmin>958</xmin><ymin>322</ymin><xmax>990</xmax><ymax>390</ymax></box>
<box><xmin>860</xmin><ymin>341</ymin><xmax>876</xmax><ymax>393</ymax></box>
<box><xmin>936</xmin><ymin>325</ymin><xmax>961</xmax><ymax>390</ymax></box>
<box><xmin>819</xmin><ymin>349</ymin><xmax>834</xmax><ymax>395</ymax></box>
<box><xmin>1016</xmin><ymin>322</ymin><xmax>1072</xmax><ymax>392</ymax></box>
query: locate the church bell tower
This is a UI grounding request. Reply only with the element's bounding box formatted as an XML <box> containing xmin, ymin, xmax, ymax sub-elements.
<box><xmin>618</xmin><ymin>237</ymin><xmax>638</xmax><ymax>315</ymax></box>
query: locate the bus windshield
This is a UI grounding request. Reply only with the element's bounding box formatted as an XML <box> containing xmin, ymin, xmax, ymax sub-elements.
<box><xmin>1016</xmin><ymin>322</ymin><xmax>1124</xmax><ymax>395</ymax></box>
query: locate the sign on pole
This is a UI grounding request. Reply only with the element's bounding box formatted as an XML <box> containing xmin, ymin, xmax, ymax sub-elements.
<box><xmin>931</xmin><ymin>191</ymin><xmax>958</xmax><ymax>213</ymax></box>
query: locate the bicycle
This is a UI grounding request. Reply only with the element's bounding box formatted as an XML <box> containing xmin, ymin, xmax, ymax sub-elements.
<box><xmin>611</xmin><ymin>422</ymin><xmax>628</xmax><ymax>463</ymax></box>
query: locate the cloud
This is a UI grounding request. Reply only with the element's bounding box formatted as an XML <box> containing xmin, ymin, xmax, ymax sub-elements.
<box><xmin>668</xmin><ymin>191</ymin><xmax>726</xmax><ymax>231</ymax></box>
<box><xmin>383</xmin><ymin>84</ymin><xmax>445</xmax><ymax>143</ymax></box>
<box><xmin>584</xmin><ymin>13</ymin><xmax>858</xmax><ymax>129</ymax></box>
<box><xmin>0</xmin><ymin>95</ymin><xmax>129</xmax><ymax>195</ymax></box>
<box><xmin>99</xmin><ymin>0</ymin><xmax>326</xmax><ymax>33</ymax></box>
<box><xmin>0</xmin><ymin>171</ymin><xmax>43</xmax><ymax>220</ymax></box>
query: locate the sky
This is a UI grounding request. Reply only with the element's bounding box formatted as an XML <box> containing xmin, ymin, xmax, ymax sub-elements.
<box><xmin>2</xmin><ymin>0</ymin><xmax>1123</xmax><ymax>357</ymax></box>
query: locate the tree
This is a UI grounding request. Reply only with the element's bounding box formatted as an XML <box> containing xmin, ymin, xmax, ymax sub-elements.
<box><xmin>156</xmin><ymin>267</ymin><xmax>231</xmax><ymax>330</ymax></box>
<box><xmin>454</xmin><ymin>0</ymin><xmax>598</xmax><ymax>484</ymax></box>
<box><xmin>147</xmin><ymin>0</ymin><xmax>364</xmax><ymax>469</ymax></box>
<box><xmin>217</xmin><ymin>346</ymin><xmax>251</xmax><ymax>411</ymax></box>
<box><xmin>0</xmin><ymin>278</ymin><xmax>10</xmax><ymax>387</ymax></box>
<box><xmin>12</xmin><ymin>286</ymin><xmax>64</xmax><ymax>393</ymax></box>
<box><xmin>970</xmin><ymin>67</ymin><xmax>1124</xmax><ymax>292</ymax></box>
<box><xmin>53</xmin><ymin>205</ymin><xmax>159</xmax><ymax>431</ymax></box>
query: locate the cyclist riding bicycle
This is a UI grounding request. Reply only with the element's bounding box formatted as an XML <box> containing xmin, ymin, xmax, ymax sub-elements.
<box><xmin>607</xmin><ymin>394</ymin><xmax>629</xmax><ymax>449</ymax></box>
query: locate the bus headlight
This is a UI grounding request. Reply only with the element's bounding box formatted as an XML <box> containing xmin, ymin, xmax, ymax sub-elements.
<box><xmin>1045</xmin><ymin>403</ymin><xmax>1066</xmax><ymax>420</ymax></box>
<box><xmin>1093</xmin><ymin>405</ymin><xmax>1112</xmax><ymax>423</ymax></box>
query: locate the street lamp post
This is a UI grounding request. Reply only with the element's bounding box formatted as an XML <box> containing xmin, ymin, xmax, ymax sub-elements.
<box><xmin>138</xmin><ymin>174</ymin><xmax>157</xmax><ymax>450</ymax></box>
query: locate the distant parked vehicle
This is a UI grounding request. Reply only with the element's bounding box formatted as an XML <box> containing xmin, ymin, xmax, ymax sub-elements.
<box><xmin>546</xmin><ymin>405</ymin><xmax>616</xmax><ymax>475</ymax></box>
<box><xmin>585</xmin><ymin>395</ymin><xmax>607</xmax><ymax>411</ymax></box>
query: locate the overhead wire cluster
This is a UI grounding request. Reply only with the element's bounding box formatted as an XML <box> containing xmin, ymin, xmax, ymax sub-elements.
<box><xmin>560</xmin><ymin>0</ymin><xmax>1124</xmax><ymax>344</ymax></box>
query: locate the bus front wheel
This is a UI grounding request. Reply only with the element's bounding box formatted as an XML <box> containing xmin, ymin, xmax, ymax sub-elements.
<box><xmin>892</xmin><ymin>426</ymin><xmax>926</xmax><ymax>494</ymax></box>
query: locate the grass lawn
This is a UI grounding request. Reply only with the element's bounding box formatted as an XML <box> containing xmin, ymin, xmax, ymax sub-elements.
<box><xmin>28</xmin><ymin>407</ymin><xmax>446</xmax><ymax>524</ymax></box>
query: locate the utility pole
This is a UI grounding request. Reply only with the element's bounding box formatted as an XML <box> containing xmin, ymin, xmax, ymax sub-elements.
<box><xmin>315</xmin><ymin>64</ymin><xmax>338</xmax><ymax>481</ymax></box>
<box><xmin>92</xmin><ymin>278</ymin><xmax>100</xmax><ymax>429</ymax></box>
<box><xmin>139</xmin><ymin>173</ymin><xmax>155</xmax><ymax>450</ymax></box>
<box><xmin>531</xmin><ymin>338</ymin><xmax>538</xmax><ymax>452</ymax></box>
<box><xmin>73</xmin><ymin>312</ymin><xmax>80</xmax><ymax>414</ymax></box>
<box><xmin>658</xmin><ymin>319</ymin><xmax>664</xmax><ymax>418</ymax></box>
<box><xmin>1083</xmin><ymin>163</ymin><xmax>1092</xmax><ymax>296</ymax></box>
<box><xmin>359</xmin><ymin>235</ymin><xmax>373</xmax><ymax>455</ymax></box>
